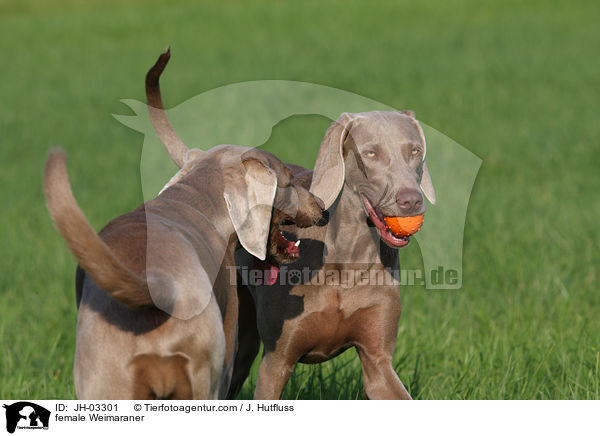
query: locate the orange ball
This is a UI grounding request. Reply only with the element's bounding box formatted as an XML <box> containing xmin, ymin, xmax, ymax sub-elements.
<box><xmin>384</xmin><ymin>215</ymin><xmax>424</xmax><ymax>237</ymax></box>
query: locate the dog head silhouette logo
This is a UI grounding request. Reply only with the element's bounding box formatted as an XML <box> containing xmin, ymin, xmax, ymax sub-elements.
<box><xmin>2</xmin><ymin>402</ymin><xmax>50</xmax><ymax>434</ymax></box>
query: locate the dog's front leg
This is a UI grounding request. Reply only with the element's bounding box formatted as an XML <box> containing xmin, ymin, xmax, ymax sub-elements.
<box><xmin>254</xmin><ymin>351</ymin><xmax>296</xmax><ymax>400</ymax></box>
<box><xmin>227</xmin><ymin>284</ymin><xmax>261</xmax><ymax>399</ymax></box>
<box><xmin>353</xmin><ymin>300</ymin><xmax>412</xmax><ymax>400</ymax></box>
<box><xmin>356</xmin><ymin>346</ymin><xmax>412</xmax><ymax>400</ymax></box>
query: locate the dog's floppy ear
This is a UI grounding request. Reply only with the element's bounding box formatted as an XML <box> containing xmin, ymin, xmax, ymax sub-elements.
<box><xmin>420</xmin><ymin>161</ymin><xmax>436</xmax><ymax>205</ymax></box>
<box><xmin>223</xmin><ymin>157</ymin><xmax>277</xmax><ymax>260</ymax></box>
<box><xmin>309</xmin><ymin>112</ymin><xmax>356</xmax><ymax>209</ymax></box>
<box><xmin>408</xmin><ymin>114</ymin><xmax>436</xmax><ymax>205</ymax></box>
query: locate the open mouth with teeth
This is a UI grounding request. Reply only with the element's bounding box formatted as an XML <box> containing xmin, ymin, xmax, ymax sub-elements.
<box><xmin>253</xmin><ymin>221</ymin><xmax>301</xmax><ymax>286</ymax></box>
<box><xmin>272</xmin><ymin>224</ymin><xmax>301</xmax><ymax>259</ymax></box>
<box><xmin>360</xmin><ymin>194</ymin><xmax>411</xmax><ymax>248</ymax></box>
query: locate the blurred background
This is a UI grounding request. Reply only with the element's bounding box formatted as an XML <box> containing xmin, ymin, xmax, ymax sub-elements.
<box><xmin>0</xmin><ymin>0</ymin><xmax>598</xmax><ymax>399</ymax></box>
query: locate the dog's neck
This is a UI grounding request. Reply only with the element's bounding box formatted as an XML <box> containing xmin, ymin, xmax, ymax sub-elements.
<box><xmin>153</xmin><ymin>174</ymin><xmax>237</xmax><ymax>273</ymax></box>
<box><xmin>162</xmin><ymin>162</ymin><xmax>237</xmax><ymax>241</ymax></box>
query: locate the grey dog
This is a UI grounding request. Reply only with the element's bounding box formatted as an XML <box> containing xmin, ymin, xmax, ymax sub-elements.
<box><xmin>144</xmin><ymin>50</ymin><xmax>436</xmax><ymax>400</ymax></box>
<box><xmin>228</xmin><ymin>110</ymin><xmax>437</xmax><ymax>400</ymax></box>
<box><xmin>43</xmin><ymin>51</ymin><xmax>325</xmax><ymax>399</ymax></box>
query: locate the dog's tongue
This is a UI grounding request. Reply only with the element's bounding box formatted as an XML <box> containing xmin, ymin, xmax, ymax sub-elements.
<box><xmin>253</xmin><ymin>259</ymin><xmax>280</xmax><ymax>286</ymax></box>
<box><xmin>277</xmin><ymin>230</ymin><xmax>300</xmax><ymax>256</ymax></box>
<box><xmin>285</xmin><ymin>238</ymin><xmax>300</xmax><ymax>255</ymax></box>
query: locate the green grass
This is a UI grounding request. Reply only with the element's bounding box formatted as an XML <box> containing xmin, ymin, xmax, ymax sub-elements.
<box><xmin>1</xmin><ymin>0</ymin><xmax>599</xmax><ymax>399</ymax></box>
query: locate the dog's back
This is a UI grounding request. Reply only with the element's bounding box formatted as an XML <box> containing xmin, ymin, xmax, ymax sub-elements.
<box><xmin>45</xmin><ymin>150</ymin><xmax>227</xmax><ymax>400</ymax></box>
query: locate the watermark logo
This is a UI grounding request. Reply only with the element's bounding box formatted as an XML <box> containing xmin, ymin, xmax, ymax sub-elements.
<box><xmin>2</xmin><ymin>402</ymin><xmax>50</xmax><ymax>433</ymax></box>
<box><xmin>229</xmin><ymin>265</ymin><xmax>459</xmax><ymax>288</ymax></box>
<box><xmin>114</xmin><ymin>80</ymin><xmax>481</xmax><ymax>317</ymax></box>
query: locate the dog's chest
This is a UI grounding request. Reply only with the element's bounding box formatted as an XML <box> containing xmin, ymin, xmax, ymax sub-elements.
<box><xmin>292</xmin><ymin>284</ymin><xmax>400</xmax><ymax>362</ymax></box>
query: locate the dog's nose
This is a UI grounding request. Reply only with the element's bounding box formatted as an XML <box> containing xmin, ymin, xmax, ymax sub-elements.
<box><xmin>396</xmin><ymin>189</ymin><xmax>423</xmax><ymax>215</ymax></box>
<box><xmin>315</xmin><ymin>209</ymin><xmax>329</xmax><ymax>226</ymax></box>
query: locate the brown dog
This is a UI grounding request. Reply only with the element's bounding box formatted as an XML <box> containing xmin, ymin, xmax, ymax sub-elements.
<box><xmin>43</xmin><ymin>53</ymin><xmax>324</xmax><ymax>399</ymax></box>
<box><xmin>227</xmin><ymin>111</ymin><xmax>436</xmax><ymax>399</ymax></box>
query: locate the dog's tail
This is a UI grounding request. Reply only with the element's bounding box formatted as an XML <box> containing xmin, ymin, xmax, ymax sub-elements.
<box><xmin>145</xmin><ymin>47</ymin><xmax>189</xmax><ymax>169</ymax></box>
<box><xmin>43</xmin><ymin>149</ymin><xmax>153</xmax><ymax>307</ymax></box>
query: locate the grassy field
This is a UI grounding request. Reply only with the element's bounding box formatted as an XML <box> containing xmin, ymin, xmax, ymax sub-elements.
<box><xmin>1</xmin><ymin>0</ymin><xmax>598</xmax><ymax>399</ymax></box>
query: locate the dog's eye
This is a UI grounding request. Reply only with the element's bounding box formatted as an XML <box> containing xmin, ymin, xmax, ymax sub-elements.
<box><xmin>411</xmin><ymin>148</ymin><xmax>421</xmax><ymax>157</ymax></box>
<box><xmin>364</xmin><ymin>151</ymin><xmax>376</xmax><ymax>158</ymax></box>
